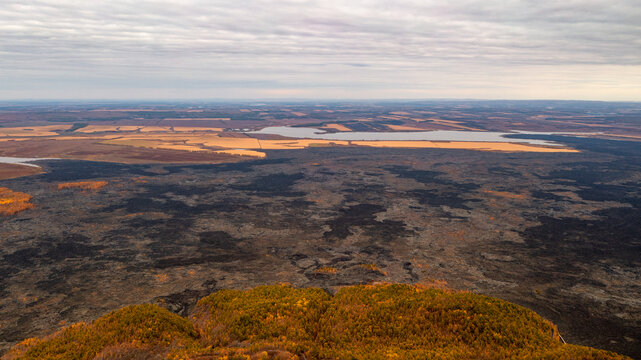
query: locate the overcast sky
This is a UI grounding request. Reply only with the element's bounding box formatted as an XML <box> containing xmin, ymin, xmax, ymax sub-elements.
<box><xmin>1</xmin><ymin>0</ymin><xmax>640</xmax><ymax>100</ymax></box>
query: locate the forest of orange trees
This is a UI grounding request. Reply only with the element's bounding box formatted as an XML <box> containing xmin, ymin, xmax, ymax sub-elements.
<box><xmin>57</xmin><ymin>181</ymin><xmax>108</xmax><ymax>191</ymax></box>
<box><xmin>3</xmin><ymin>284</ymin><xmax>630</xmax><ymax>360</ymax></box>
<box><xmin>0</xmin><ymin>187</ymin><xmax>35</xmax><ymax>216</ymax></box>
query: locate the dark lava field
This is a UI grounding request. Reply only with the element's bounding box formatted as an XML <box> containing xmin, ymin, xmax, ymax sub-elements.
<box><xmin>1</xmin><ymin>136</ymin><xmax>641</xmax><ymax>358</ymax></box>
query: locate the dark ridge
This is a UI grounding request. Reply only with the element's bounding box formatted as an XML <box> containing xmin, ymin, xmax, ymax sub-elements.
<box><xmin>385</xmin><ymin>165</ymin><xmax>480</xmax><ymax>192</ymax></box>
<box><xmin>1</xmin><ymin>234</ymin><xmax>104</xmax><ymax>268</ymax></box>
<box><xmin>199</xmin><ymin>231</ymin><xmax>241</xmax><ymax>250</ymax></box>
<box><xmin>323</xmin><ymin>204</ymin><xmax>384</xmax><ymax>240</ymax></box>
<box><xmin>63</xmin><ymin>123</ymin><xmax>88</xmax><ymax>132</ymax></box>
<box><xmin>154</xmin><ymin>286</ymin><xmax>218</xmax><ymax>317</ymax></box>
<box><xmin>488</xmin><ymin>166</ymin><xmax>523</xmax><ymax>177</ymax></box>
<box><xmin>36</xmin><ymin>160</ymin><xmax>155</xmax><ymax>181</ymax></box>
<box><xmin>154</xmin><ymin>252</ymin><xmax>256</xmax><ymax>269</ymax></box>
<box><xmin>403</xmin><ymin>261</ymin><xmax>419</xmax><ymax>281</ymax></box>
<box><xmin>231</xmin><ymin>172</ymin><xmax>305</xmax><ymax>196</ymax></box>
<box><xmin>410</xmin><ymin>189</ymin><xmax>480</xmax><ymax>210</ymax></box>
<box><xmin>505</xmin><ymin>134</ymin><xmax>641</xmax><ymax>158</ymax></box>
<box><xmin>530</xmin><ymin>190</ymin><xmax>569</xmax><ymax>201</ymax></box>
<box><xmin>384</xmin><ymin>165</ymin><xmax>444</xmax><ymax>183</ymax></box>
<box><xmin>160</xmin><ymin>157</ymin><xmax>291</xmax><ymax>174</ymax></box>
<box><xmin>521</xmin><ymin>207</ymin><xmax>641</xmax><ymax>267</ymax></box>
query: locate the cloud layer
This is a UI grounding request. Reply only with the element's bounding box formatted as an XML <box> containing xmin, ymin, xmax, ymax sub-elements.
<box><xmin>1</xmin><ymin>0</ymin><xmax>640</xmax><ymax>100</ymax></box>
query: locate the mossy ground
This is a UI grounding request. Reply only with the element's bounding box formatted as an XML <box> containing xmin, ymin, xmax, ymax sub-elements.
<box><xmin>3</xmin><ymin>284</ymin><xmax>631</xmax><ymax>360</ymax></box>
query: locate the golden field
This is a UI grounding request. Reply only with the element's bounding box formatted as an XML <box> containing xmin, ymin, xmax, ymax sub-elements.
<box><xmin>57</xmin><ymin>181</ymin><xmax>108</xmax><ymax>191</ymax></box>
<box><xmin>321</xmin><ymin>123</ymin><xmax>352</xmax><ymax>131</ymax></box>
<box><xmin>214</xmin><ymin>149</ymin><xmax>266</xmax><ymax>158</ymax></box>
<box><xmin>350</xmin><ymin>140</ymin><xmax>579</xmax><ymax>153</ymax></box>
<box><xmin>0</xmin><ymin>125</ymin><xmax>71</xmax><ymax>137</ymax></box>
<box><xmin>385</xmin><ymin>124</ymin><xmax>426</xmax><ymax>131</ymax></box>
<box><xmin>0</xmin><ymin>187</ymin><xmax>35</xmax><ymax>216</ymax></box>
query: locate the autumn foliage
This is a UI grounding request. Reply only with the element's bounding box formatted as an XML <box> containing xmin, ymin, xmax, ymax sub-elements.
<box><xmin>313</xmin><ymin>266</ymin><xmax>338</xmax><ymax>275</ymax></box>
<box><xmin>359</xmin><ymin>263</ymin><xmax>387</xmax><ymax>275</ymax></box>
<box><xmin>4</xmin><ymin>304</ymin><xmax>199</xmax><ymax>360</ymax></box>
<box><xmin>3</xmin><ymin>284</ymin><xmax>631</xmax><ymax>360</ymax></box>
<box><xmin>0</xmin><ymin>187</ymin><xmax>35</xmax><ymax>216</ymax></box>
<box><xmin>57</xmin><ymin>181</ymin><xmax>108</xmax><ymax>191</ymax></box>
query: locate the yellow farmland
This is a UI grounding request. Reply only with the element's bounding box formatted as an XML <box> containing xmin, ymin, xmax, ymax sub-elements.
<box><xmin>321</xmin><ymin>123</ymin><xmax>352</xmax><ymax>131</ymax></box>
<box><xmin>350</xmin><ymin>140</ymin><xmax>579</xmax><ymax>153</ymax></box>
<box><xmin>214</xmin><ymin>149</ymin><xmax>266</xmax><ymax>158</ymax></box>
<box><xmin>171</xmin><ymin>127</ymin><xmax>224</xmax><ymax>132</ymax></box>
<box><xmin>101</xmin><ymin>138</ymin><xmax>209</xmax><ymax>152</ymax></box>
<box><xmin>385</xmin><ymin>124</ymin><xmax>425</xmax><ymax>131</ymax></box>
<box><xmin>76</xmin><ymin>125</ymin><xmax>142</xmax><ymax>133</ymax></box>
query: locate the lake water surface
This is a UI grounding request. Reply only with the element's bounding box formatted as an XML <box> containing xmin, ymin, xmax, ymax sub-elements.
<box><xmin>249</xmin><ymin>127</ymin><xmax>566</xmax><ymax>146</ymax></box>
<box><xmin>0</xmin><ymin>156</ymin><xmax>56</xmax><ymax>168</ymax></box>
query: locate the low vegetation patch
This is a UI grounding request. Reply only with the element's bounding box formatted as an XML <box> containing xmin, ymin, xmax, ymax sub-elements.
<box><xmin>0</xmin><ymin>187</ymin><xmax>35</xmax><ymax>215</ymax></box>
<box><xmin>359</xmin><ymin>263</ymin><xmax>386</xmax><ymax>275</ymax></box>
<box><xmin>4</xmin><ymin>284</ymin><xmax>631</xmax><ymax>360</ymax></box>
<box><xmin>313</xmin><ymin>266</ymin><xmax>338</xmax><ymax>275</ymax></box>
<box><xmin>57</xmin><ymin>181</ymin><xmax>108</xmax><ymax>191</ymax></box>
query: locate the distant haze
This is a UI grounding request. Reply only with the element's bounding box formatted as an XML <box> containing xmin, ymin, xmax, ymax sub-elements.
<box><xmin>1</xmin><ymin>0</ymin><xmax>640</xmax><ymax>101</ymax></box>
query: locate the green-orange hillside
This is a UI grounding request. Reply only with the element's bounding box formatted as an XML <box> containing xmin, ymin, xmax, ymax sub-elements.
<box><xmin>3</xmin><ymin>284</ymin><xmax>630</xmax><ymax>360</ymax></box>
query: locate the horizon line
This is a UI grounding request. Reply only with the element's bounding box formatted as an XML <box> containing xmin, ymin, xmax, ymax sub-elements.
<box><xmin>1</xmin><ymin>98</ymin><xmax>640</xmax><ymax>104</ymax></box>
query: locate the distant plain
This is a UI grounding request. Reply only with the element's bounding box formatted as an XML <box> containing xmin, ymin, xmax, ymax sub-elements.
<box><xmin>1</xmin><ymin>101</ymin><xmax>640</xmax><ymax>358</ymax></box>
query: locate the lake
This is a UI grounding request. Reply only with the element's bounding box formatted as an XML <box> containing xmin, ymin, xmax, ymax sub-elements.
<box><xmin>248</xmin><ymin>127</ymin><xmax>569</xmax><ymax>146</ymax></box>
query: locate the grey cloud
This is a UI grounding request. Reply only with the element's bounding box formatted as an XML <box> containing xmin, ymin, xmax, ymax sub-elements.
<box><xmin>0</xmin><ymin>0</ymin><xmax>639</xmax><ymax>100</ymax></box>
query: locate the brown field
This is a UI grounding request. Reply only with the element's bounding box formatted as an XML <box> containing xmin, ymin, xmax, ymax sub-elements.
<box><xmin>57</xmin><ymin>181</ymin><xmax>108</xmax><ymax>191</ymax></box>
<box><xmin>0</xmin><ymin>187</ymin><xmax>35</xmax><ymax>215</ymax></box>
<box><xmin>259</xmin><ymin>139</ymin><xmax>350</xmax><ymax>149</ymax></box>
<box><xmin>76</xmin><ymin>125</ymin><xmax>142</xmax><ymax>133</ymax></box>
<box><xmin>0</xmin><ymin>138</ymin><xmax>30</xmax><ymax>142</ymax></box>
<box><xmin>0</xmin><ymin>125</ymin><xmax>71</xmax><ymax>137</ymax></box>
<box><xmin>44</xmin><ymin>135</ymin><xmax>123</xmax><ymax>141</ymax></box>
<box><xmin>0</xmin><ymin>138</ymin><xmax>246</xmax><ymax>164</ymax></box>
<box><xmin>214</xmin><ymin>149</ymin><xmax>266</xmax><ymax>158</ymax></box>
<box><xmin>379</xmin><ymin>115</ymin><xmax>406</xmax><ymax>121</ymax></box>
<box><xmin>191</xmin><ymin>135</ymin><xmax>262</xmax><ymax>149</ymax></box>
<box><xmin>75</xmin><ymin>126</ymin><xmax>225</xmax><ymax>134</ymax></box>
<box><xmin>546</xmin><ymin>119</ymin><xmax>614</xmax><ymax>128</ymax></box>
<box><xmin>163</xmin><ymin>118</ymin><xmax>230</xmax><ymax>121</ymax></box>
<box><xmin>385</xmin><ymin>124</ymin><xmax>426</xmax><ymax>131</ymax></box>
<box><xmin>350</xmin><ymin>140</ymin><xmax>579</xmax><ymax>153</ymax></box>
<box><xmin>0</xmin><ymin>163</ymin><xmax>43</xmax><ymax>180</ymax></box>
<box><xmin>321</xmin><ymin>123</ymin><xmax>352</xmax><ymax>131</ymax></box>
<box><xmin>427</xmin><ymin>119</ymin><xmax>485</xmax><ymax>131</ymax></box>
<box><xmin>100</xmin><ymin>138</ymin><xmax>209</xmax><ymax>152</ymax></box>
<box><xmin>137</xmin><ymin>126</ymin><xmax>172</xmax><ymax>132</ymax></box>
<box><xmin>598</xmin><ymin>133</ymin><xmax>641</xmax><ymax>140</ymax></box>
<box><xmin>89</xmin><ymin>109</ymin><xmax>190</xmax><ymax>112</ymax></box>
<box><xmin>171</xmin><ymin>127</ymin><xmax>224</xmax><ymax>132</ymax></box>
